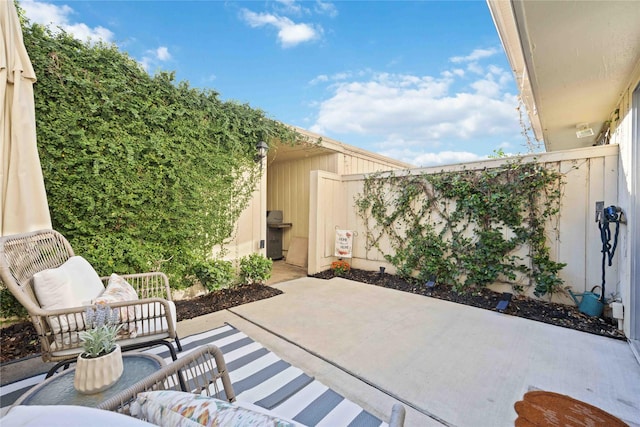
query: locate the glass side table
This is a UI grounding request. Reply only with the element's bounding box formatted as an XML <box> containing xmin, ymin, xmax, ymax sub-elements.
<box><xmin>13</xmin><ymin>353</ymin><xmax>165</xmax><ymax>408</ymax></box>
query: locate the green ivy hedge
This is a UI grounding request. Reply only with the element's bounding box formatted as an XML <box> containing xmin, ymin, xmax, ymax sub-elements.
<box><xmin>19</xmin><ymin>19</ymin><xmax>298</xmax><ymax>287</ymax></box>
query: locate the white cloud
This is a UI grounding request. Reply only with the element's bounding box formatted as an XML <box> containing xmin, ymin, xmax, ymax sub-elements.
<box><xmin>21</xmin><ymin>0</ymin><xmax>113</xmax><ymax>43</ymax></box>
<box><xmin>380</xmin><ymin>148</ymin><xmax>484</xmax><ymax>167</ymax></box>
<box><xmin>310</xmin><ymin>72</ymin><xmax>515</xmax><ymax>139</ymax></box>
<box><xmin>271</xmin><ymin>0</ymin><xmax>337</xmax><ymax>18</ymax></box>
<box><xmin>309</xmin><ymin>75</ymin><xmax>329</xmax><ymax>85</ymax></box>
<box><xmin>155</xmin><ymin>46</ymin><xmax>172</xmax><ymax>61</ymax></box>
<box><xmin>309</xmin><ymin>51</ymin><xmax>521</xmax><ymax>161</ymax></box>
<box><xmin>315</xmin><ymin>1</ymin><xmax>338</xmax><ymax>17</ymax></box>
<box><xmin>450</xmin><ymin>48</ymin><xmax>498</xmax><ymax>63</ymax></box>
<box><xmin>471</xmin><ymin>78</ymin><xmax>500</xmax><ymax>97</ymax></box>
<box><xmin>466</xmin><ymin>62</ymin><xmax>484</xmax><ymax>75</ymax></box>
<box><xmin>140</xmin><ymin>46</ymin><xmax>172</xmax><ymax>71</ymax></box>
<box><xmin>241</xmin><ymin>9</ymin><xmax>321</xmax><ymax>47</ymax></box>
<box><xmin>309</xmin><ymin>71</ymin><xmax>353</xmax><ymax>85</ymax></box>
<box><xmin>273</xmin><ymin>0</ymin><xmax>307</xmax><ymax>16</ymax></box>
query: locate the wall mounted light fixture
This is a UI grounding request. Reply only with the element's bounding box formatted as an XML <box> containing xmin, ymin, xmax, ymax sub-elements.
<box><xmin>255</xmin><ymin>141</ymin><xmax>269</xmax><ymax>163</ymax></box>
<box><xmin>576</xmin><ymin>123</ymin><xmax>594</xmax><ymax>138</ymax></box>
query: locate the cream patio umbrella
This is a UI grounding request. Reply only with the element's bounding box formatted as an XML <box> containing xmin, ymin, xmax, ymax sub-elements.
<box><xmin>1</xmin><ymin>0</ymin><xmax>51</xmax><ymax>236</ymax></box>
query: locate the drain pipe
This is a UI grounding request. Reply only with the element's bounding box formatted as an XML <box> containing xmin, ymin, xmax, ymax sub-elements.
<box><xmin>611</xmin><ymin>302</ymin><xmax>624</xmax><ymax>330</ymax></box>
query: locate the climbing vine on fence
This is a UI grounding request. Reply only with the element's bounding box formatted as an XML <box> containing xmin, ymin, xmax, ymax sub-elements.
<box><xmin>355</xmin><ymin>159</ymin><xmax>566</xmax><ymax>297</ymax></box>
<box><xmin>18</xmin><ymin>19</ymin><xmax>300</xmax><ymax>288</ymax></box>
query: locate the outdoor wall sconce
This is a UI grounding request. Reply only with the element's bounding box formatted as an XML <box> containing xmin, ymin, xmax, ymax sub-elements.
<box><xmin>255</xmin><ymin>141</ymin><xmax>269</xmax><ymax>164</ymax></box>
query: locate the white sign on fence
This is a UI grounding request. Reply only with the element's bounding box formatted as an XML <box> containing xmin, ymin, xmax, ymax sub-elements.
<box><xmin>334</xmin><ymin>229</ymin><xmax>353</xmax><ymax>258</ymax></box>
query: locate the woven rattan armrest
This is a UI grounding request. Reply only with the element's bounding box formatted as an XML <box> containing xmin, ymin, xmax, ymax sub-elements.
<box><xmin>101</xmin><ymin>272</ymin><xmax>173</xmax><ymax>301</ymax></box>
<box><xmin>97</xmin><ymin>344</ymin><xmax>235</xmax><ymax>414</ymax></box>
<box><xmin>389</xmin><ymin>403</ymin><xmax>406</xmax><ymax>427</ymax></box>
<box><xmin>35</xmin><ymin>298</ymin><xmax>178</xmax><ymax>357</ymax></box>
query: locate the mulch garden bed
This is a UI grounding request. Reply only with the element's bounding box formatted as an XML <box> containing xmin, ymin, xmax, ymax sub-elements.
<box><xmin>0</xmin><ymin>270</ymin><xmax>625</xmax><ymax>364</ymax></box>
<box><xmin>0</xmin><ymin>284</ymin><xmax>282</xmax><ymax>364</ymax></box>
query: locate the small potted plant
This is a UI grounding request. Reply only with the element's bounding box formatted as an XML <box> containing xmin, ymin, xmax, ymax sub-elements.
<box><xmin>74</xmin><ymin>304</ymin><xmax>124</xmax><ymax>394</ymax></box>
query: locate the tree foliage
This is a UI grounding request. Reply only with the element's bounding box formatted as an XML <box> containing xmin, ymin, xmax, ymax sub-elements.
<box><xmin>21</xmin><ymin>20</ymin><xmax>298</xmax><ymax>287</ymax></box>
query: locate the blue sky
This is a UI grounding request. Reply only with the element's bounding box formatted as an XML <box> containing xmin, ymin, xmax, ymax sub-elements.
<box><xmin>20</xmin><ymin>0</ymin><xmax>534</xmax><ymax>167</ymax></box>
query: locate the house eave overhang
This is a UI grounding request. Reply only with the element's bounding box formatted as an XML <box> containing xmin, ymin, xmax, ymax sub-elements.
<box><xmin>487</xmin><ymin>0</ymin><xmax>544</xmax><ymax>145</ymax></box>
<box><xmin>487</xmin><ymin>0</ymin><xmax>640</xmax><ymax>152</ymax></box>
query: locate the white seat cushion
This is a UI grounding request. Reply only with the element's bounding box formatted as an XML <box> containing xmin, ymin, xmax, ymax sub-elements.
<box><xmin>2</xmin><ymin>405</ymin><xmax>156</xmax><ymax>427</ymax></box>
<box><xmin>32</xmin><ymin>256</ymin><xmax>104</xmax><ymax>335</ymax></box>
<box><xmin>33</xmin><ymin>256</ymin><xmax>104</xmax><ymax>308</ymax></box>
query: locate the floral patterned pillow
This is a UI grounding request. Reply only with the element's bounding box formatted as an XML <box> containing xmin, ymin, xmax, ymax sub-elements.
<box><xmin>130</xmin><ymin>390</ymin><xmax>297</xmax><ymax>427</ymax></box>
<box><xmin>93</xmin><ymin>274</ymin><xmax>138</xmax><ymax>334</ymax></box>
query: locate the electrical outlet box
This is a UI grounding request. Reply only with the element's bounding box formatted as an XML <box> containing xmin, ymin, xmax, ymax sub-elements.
<box><xmin>595</xmin><ymin>201</ymin><xmax>604</xmax><ymax>223</ymax></box>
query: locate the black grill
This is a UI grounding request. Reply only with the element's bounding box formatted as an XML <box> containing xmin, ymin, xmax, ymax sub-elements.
<box><xmin>266</xmin><ymin>210</ymin><xmax>292</xmax><ymax>260</ymax></box>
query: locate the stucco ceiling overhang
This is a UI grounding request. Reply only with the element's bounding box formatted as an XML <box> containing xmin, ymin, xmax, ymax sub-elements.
<box><xmin>488</xmin><ymin>0</ymin><xmax>640</xmax><ymax>152</ymax></box>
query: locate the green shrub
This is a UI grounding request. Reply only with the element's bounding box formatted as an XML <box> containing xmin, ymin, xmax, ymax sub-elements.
<box><xmin>0</xmin><ymin>287</ymin><xmax>28</xmax><ymax>320</ymax></box>
<box><xmin>239</xmin><ymin>253</ymin><xmax>273</xmax><ymax>285</ymax></box>
<box><xmin>192</xmin><ymin>259</ymin><xmax>235</xmax><ymax>291</ymax></box>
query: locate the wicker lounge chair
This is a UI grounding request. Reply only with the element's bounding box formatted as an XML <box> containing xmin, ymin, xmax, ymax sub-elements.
<box><xmin>0</xmin><ymin>229</ymin><xmax>182</xmax><ymax>376</ymax></box>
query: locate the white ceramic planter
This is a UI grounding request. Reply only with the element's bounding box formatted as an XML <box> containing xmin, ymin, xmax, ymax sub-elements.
<box><xmin>74</xmin><ymin>344</ymin><xmax>124</xmax><ymax>394</ymax></box>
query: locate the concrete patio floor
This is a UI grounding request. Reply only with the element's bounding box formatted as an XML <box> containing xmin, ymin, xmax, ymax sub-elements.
<box><xmin>179</xmin><ymin>276</ymin><xmax>640</xmax><ymax>427</ymax></box>
<box><xmin>3</xmin><ymin>264</ymin><xmax>639</xmax><ymax>426</ymax></box>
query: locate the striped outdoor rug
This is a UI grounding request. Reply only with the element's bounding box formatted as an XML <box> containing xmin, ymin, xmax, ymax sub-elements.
<box><xmin>0</xmin><ymin>324</ymin><xmax>386</xmax><ymax>426</ymax></box>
